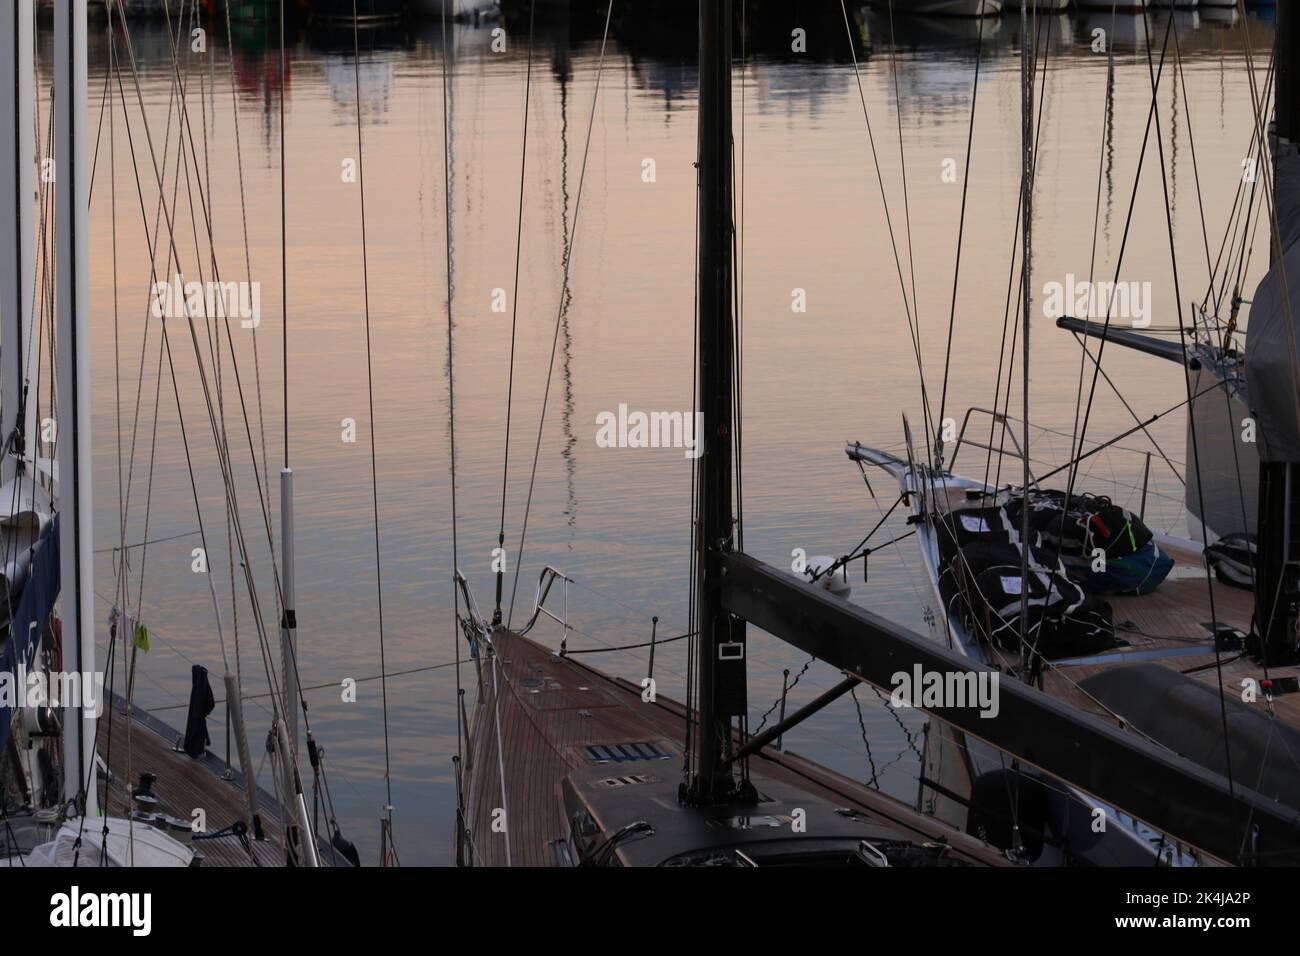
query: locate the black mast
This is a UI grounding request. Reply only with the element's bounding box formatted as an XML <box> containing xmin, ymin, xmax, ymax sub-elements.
<box><xmin>690</xmin><ymin>0</ymin><xmax>748</xmax><ymax>805</ymax></box>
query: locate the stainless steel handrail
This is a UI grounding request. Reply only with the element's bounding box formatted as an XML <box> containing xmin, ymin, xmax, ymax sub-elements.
<box><xmin>516</xmin><ymin>565</ymin><xmax>574</xmax><ymax>654</ymax></box>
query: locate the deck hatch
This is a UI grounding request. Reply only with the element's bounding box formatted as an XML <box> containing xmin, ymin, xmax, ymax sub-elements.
<box><xmin>584</xmin><ymin>741</ymin><xmax>670</xmax><ymax>763</ymax></box>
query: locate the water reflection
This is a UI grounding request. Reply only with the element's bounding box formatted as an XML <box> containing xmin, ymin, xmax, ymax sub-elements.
<box><xmin>71</xmin><ymin>3</ymin><xmax>1278</xmax><ymax>864</ymax></box>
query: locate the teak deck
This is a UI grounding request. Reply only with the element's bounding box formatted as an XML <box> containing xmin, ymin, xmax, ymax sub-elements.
<box><xmin>95</xmin><ymin>697</ymin><xmax>325</xmax><ymax>867</ymax></box>
<box><xmin>462</xmin><ymin>627</ymin><xmax>1008</xmax><ymax>867</ymax></box>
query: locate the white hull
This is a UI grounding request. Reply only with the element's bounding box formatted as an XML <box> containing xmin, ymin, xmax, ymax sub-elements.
<box><xmin>845</xmin><ymin>441</ymin><xmax>1202</xmax><ymax>866</ymax></box>
<box><xmin>418</xmin><ymin>0</ymin><xmax>501</xmax><ymax>16</ymax></box>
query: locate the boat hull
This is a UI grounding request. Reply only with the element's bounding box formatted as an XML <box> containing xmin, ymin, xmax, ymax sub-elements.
<box><xmin>873</xmin><ymin>0</ymin><xmax>1004</xmax><ymax>17</ymax></box>
<box><xmin>1001</xmin><ymin>0</ymin><xmax>1072</xmax><ymax>10</ymax></box>
<box><xmin>1073</xmin><ymin>0</ymin><xmax>1150</xmax><ymax>8</ymax></box>
<box><xmin>1185</xmin><ymin>361</ymin><xmax>1258</xmax><ymax>541</ymax></box>
<box><xmin>459</xmin><ymin>626</ymin><xmax>1006</xmax><ymax>867</ymax></box>
<box><xmin>845</xmin><ymin>442</ymin><xmax>1214</xmax><ymax>865</ymax></box>
<box><xmin>312</xmin><ymin>0</ymin><xmax>405</xmax><ymax>21</ymax></box>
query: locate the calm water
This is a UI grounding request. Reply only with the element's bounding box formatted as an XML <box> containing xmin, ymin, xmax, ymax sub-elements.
<box><xmin>44</xmin><ymin>3</ymin><xmax>1277</xmax><ymax>864</ymax></box>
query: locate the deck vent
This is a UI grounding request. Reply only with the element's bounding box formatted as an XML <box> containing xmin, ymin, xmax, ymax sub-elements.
<box><xmin>584</xmin><ymin>741</ymin><xmax>670</xmax><ymax>764</ymax></box>
<box><xmin>593</xmin><ymin>773</ymin><xmax>658</xmax><ymax>790</ymax></box>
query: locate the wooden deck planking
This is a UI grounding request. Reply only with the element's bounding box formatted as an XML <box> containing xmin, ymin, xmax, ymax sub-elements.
<box><xmin>463</xmin><ymin>627</ymin><xmax>1008</xmax><ymax>867</ymax></box>
<box><xmin>96</xmin><ymin>701</ymin><xmax>290</xmax><ymax>867</ymax></box>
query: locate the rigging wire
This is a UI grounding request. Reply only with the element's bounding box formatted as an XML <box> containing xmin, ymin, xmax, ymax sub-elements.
<box><xmin>1067</xmin><ymin>0</ymin><xmax>1120</xmax><ymax>511</ymax></box>
<box><xmin>1016</xmin><ymin>0</ymin><xmax>1038</xmax><ymax>667</ymax></box>
<box><xmin>981</xmin><ymin>19</ymin><xmax>1055</xmax><ymax>496</ymax></box>
<box><xmin>885</xmin><ymin>0</ymin><xmax>924</xmax><ymax>431</ymax></box>
<box><xmin>75</xmin><ymin>0</ymin><xmax>199</xmax><ymax>859</ymax></box>
<box><xmin>837</xmin><ymin>0</ymin><xmax>936</xmax><ymax>458</ymax></box>
<box><xmin>934</xmin><ymin>15</ymin><xmax>986</xmax><ymax>457</ymax></box>
<box><xmin>505</xmin><ymin>0</ymin><xmax>616</xmax><ymax>627</ymax></box>
<box><xmin>279</xmin><ymin>0</ymin><xmax>289</xmax><ymax>470</ymax></box>
<box><xmin>349</xmin><ymin>0</ymin><xmax>398</xmax><ymax>855</ymax></box>
<box><xmin>494</xmin><ymin>0</ymin><xmax>537</xmax><ymax>626</ymax></box>
<box><xmin>1147</xmin><ymin>6</ymin><xmax>1275</xmax><ymax>827</ymax></box>
<box><xmin>685</xmin><ymin>65</ymin><xmax>702</xmax><ymax>779</ymax></box>
<box><xmin>220</xmin><ymin>0</ymin><xmax>276</xmax><ymax>604</ymax></box>
<box><xmin>108</xmin><ymin>3</ymin><xmax>323</xmax><ymax>842</ymax></box>
<box><xmin>439</xmin><ymin>0</ymin><xmax>465</xmax><ymax>863</ymax></box>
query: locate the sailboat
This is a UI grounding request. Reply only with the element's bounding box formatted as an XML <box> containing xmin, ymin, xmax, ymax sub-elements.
<box><xmin>449</xmin><ymin>1</ymin><xmax>1300</xmax><ymax>869</ymax></box>
<box><xmin>0</xmin><ymin>0</ymin><xmax>192</xmax><ymax>866</ymax></box>
<box><xmin>451</xmin><ymin>1</ymin><xmax>1005</xmax><ymax>870</ymax></box>
<box><xmin>849</xmin><ymin>4</ymin><xmax>1300</xmax><ymax>864</ymax></box>
<box><xmin>0</xmin><ymin>0</ymin><xmax>345</xmax><ymax>868</ymax></box>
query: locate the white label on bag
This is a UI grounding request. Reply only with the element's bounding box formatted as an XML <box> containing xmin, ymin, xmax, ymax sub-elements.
<box><xmin>961</xmin><ymin>515</ymin><xmax>991</xmax><ymax>533</ymax></box>
<box><xmin>1001</xmin><ymin>575</ymin><xmax>1024</xmax><ymax>595</ymax></box>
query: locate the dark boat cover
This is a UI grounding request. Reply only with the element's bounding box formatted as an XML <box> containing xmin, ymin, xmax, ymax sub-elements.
<box><xmin>1245</xmin><ymin>223</ymin><xmax>1300</xmax><ymax>462</ymax></box>
<box><xmin>1079</xmin><ymin>662</ymin><xmax>1300</xmax><ymax>811</ymax></box>
<box><xmin>0</xmin><ymin>513</ymin><xmax>60</xmax><ymax>759</ymax></box>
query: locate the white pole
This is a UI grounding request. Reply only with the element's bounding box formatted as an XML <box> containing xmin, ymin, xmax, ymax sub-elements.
<box><xmin>1</xmin><ymin>0</ymin><xmax>35</xmax><ymax>483</ymax></box>
<box><xmin>55</xmin><ymin>0</ymin><xmax>97</xmax><ymax>818</ymax></box>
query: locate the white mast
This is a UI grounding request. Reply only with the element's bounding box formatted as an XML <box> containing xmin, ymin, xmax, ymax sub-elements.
<box><xmin>54</xmin><ymin>0</ymin><xmax>97</xmax><ymax>818</ymax></box>
<box><xmin>1</xmin><ymin>0</ymin><xmax>35</xmax><ymax>483</ymax></box>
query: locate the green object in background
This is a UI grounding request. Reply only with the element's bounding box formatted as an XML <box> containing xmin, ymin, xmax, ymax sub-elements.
<box><xmin>226</xmin><ymin>0</ymin><xmax>276</xmax><ymax>21</ymax></box>
<box><xmin>132</xmin><ymin>623</ymin><xmax>150</xmax><ymax>654</ymax></box>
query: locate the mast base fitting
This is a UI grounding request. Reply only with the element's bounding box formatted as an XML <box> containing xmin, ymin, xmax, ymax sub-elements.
<box><xmin>677</xmin><ymin>775</ymin><xmax>758</xmax><ymax>808</ymax></box>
